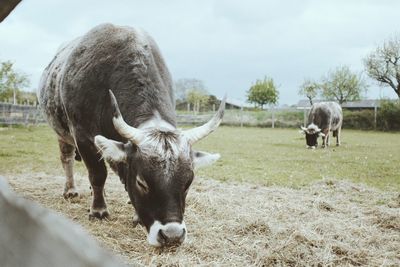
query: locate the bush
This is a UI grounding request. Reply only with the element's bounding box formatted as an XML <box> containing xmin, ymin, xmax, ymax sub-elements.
<box><xmin>342</xmin><ymin>110</ymin><xmax>375</xmax><ymax>130</ymax></box>
<box><xmin>378</xmin><ymin>100</ymin><xmax>400</xmax><ymax>131</ymax></box>
<box><xmin>342</xmin><ymin>100</ymin><xmax>400</xmax><ymax>131</ymax></box>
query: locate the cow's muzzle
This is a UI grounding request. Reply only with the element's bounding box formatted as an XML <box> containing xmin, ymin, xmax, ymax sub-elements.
<box><xmin>148</xmin><ymin>221</ymin><xmax>186</xmax><ymax>247</ymax></box>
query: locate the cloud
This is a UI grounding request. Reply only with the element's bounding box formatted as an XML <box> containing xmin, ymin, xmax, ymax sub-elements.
<box><xmin>0</xmin><ymin>0</ymin><xmax>399</xmax><ymax>103</ymax></box>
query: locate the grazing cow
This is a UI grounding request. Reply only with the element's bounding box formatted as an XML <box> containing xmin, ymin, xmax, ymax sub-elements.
<box><xmin>300</xmin><ymin>102</ymin><xmax>342</xmax><ymax>149</ymax></box>
<box><xmin>38</xmin><ymin>24</ymin><xmax>225</xmax><ymax>247</ymax></box>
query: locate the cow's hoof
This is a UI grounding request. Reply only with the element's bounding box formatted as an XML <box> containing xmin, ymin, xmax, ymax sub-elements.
<box><xmin>336</xmin><ymin>143</ymin><xmax>340</xmax><ymax>146</ymax></box>
<box><xmin>89</xmin><ymin>207</ymin><xmax>109</xmax><ymax>220</ymax></box>
<box><xmin>63</xmin><ymin>188</ymin><xmax>79</xmax><ymax>199</ymax></box>
<box><xmin>132</xmin><ymin>213</ymin><xmax>141</xmax><ymax>227</ymax></box>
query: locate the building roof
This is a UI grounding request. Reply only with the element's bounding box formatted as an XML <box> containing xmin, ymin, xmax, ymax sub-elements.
<box><xmin>222</xmin><ymin>97</ymin><xmax>253</xmax><ymax>108</ymax></box>
<box><xmin>297</xmin><ymin>99</ymin><xmax>381</xmax><ymax>109</ymax></box>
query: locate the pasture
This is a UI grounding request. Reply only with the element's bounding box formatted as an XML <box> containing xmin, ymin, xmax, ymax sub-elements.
<box><xmin>1</xmin><ymin>126</ymin><xmax>399</xmax><ymax>266</ymax></box>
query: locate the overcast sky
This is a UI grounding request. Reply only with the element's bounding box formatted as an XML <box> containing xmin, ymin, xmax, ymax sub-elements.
<box><xmin>0</xmin><ymin>0</ymin><xmax>398</xmax><ymax>105</ymax></box>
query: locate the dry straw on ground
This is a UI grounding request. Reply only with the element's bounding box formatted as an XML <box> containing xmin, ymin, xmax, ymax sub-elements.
<box><xmin>6</xmin><ymin>172</ymin><xmax>400</xmax><ymax>266</ymax></box>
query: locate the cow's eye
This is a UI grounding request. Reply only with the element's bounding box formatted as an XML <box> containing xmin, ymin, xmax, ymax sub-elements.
<box><xmin>136</xmin><ymin>175</ymin><xmax>149</xmax><ymax>194</ymax></box>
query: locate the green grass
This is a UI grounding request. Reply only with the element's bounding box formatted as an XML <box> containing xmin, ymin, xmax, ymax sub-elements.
<box><xmin>194</xmin><ymin>127</ymin><xmax>400</xmax><ymax>191</ymax></box>
<box><xmin>1</xmin><ymin>126</ymin><xmax>399</xmax><ymax>191</ymax></box>
<box><xmin>0</xmin><ymin>126</ymin><xmax>87</xmax><ymax>176</ymax></box>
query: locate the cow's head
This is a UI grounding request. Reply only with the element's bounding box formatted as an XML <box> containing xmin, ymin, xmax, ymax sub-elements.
<box><xmin>299</xmin><ymin>123</ymin><xmax>325</xmax><ymax>149</ymax></box>
<box><xmin>94</xmin><ymin>91</ymin><xmax>225</xmax><ymax>247</ymax></box>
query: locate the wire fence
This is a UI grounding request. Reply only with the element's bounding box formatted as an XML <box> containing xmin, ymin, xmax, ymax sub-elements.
<box><xmin>0</xmin><ymin>102</ymin><xmax>305</xmax><ymax>128</ymax></box>
<box><xmin>0</xmin><ymin>103</ymin><xmax>45</xmax><ymax>126</ymax></box>
<box><xmin>177</xmin><ymin>108</ymin><xmax>305</xmax><ymax>128</ymax></box>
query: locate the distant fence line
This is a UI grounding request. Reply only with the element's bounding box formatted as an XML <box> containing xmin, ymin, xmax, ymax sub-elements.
<box><xmin>0</xmin><ymin>102</ymin><xmax>304</xmax><ymax>128</ymax></box>
<box><xmin>179</xmin><ymin>108</ymin><xmax>304</xmax><ymax>128</ymax></box>
<box><xmin>0</xmin><ymin>102</ymin><xmax>45</xmax><ymax>126</ymax></box>
<box><xmin>2</xmin><ymin>102</ymin><xmax>400</xmax><ymax>130</ymax></box>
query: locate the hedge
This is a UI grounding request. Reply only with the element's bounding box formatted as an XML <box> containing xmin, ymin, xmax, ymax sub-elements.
<box><xmin>342</xmin><ymin>100</ymin><xmax>400</xmax><ymax>131</ymax></box>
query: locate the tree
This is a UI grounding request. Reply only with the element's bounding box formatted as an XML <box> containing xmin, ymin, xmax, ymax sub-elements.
<box><xmin>186</xmin><ymin>88</ymin><xmax>209</xmax><ymax>113</ymax></box>
<box><xmin>298</xmin><ymin>79</ymin><xmax>320</xmax><ymax>105</ymax></box>
<box><xmin>0</xmin><ymin>60</ymin><xmax>30</xmax><ymax>104</ymax></box>
<box><xmin>320</xmin><ymin>66</ymin><xmax>367</xmax><ymax>105</ymax></box>
<box><xmin>174</xmin><ymin>78</ymin><xmax>206</xmax><ymax>101</ymax></box>
<box><xmin>364</xmin><ymin>36</ymin><xmax>400</xmax><ymax>98</ymax></box>
<box><xmin>206</xmin><ymin>95</ymin><xmax>219</xmax><ymax>111</ymax></box>
<box><xmin>247</xmin><ymin>76</ymin><xmax>279</xmax><ymax>109</ymax></box>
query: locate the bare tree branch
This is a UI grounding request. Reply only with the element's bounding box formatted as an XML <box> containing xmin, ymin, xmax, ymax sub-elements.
<box><xmin>364</xmin><ymin>36</ymin><xmax>400</xmax><ymax>98</ymax></box>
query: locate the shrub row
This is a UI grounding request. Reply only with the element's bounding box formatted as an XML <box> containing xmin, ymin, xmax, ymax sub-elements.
<box><xmin>378</xmin><ymin>100</ymin><xmax>400</xmax><ymax>131</ymax></box>
<box><xmin>343</xmin><ymin>100</ymin><xmax>400</xmax><ymax>131</ymax></box>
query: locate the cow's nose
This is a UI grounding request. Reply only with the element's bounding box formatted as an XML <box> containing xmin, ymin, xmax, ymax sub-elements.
<box><xmin>158</xmin><ymin>225</ymin><xmax>186</xmax><ymax>246</ymax></box>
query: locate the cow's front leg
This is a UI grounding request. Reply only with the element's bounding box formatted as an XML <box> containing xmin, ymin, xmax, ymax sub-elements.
<box><xmin>77</xmin><ymin>141</ymin><xmax>109</xmax><ymax>219</ymax></box>
<box><xmin>326</xmin><ymin>132</ymin><xmax>330</xmax><ymax>147</ymax></box>
<box><xmin>90</xmin><ymin>184</ymin><xmax>109</xmax><ymax>219</ymax></box>
<box><xmin>58</xmin><ymin>139</ymin><xmax>79</xmax><ymax>198</ymax></box>
<box><xmin>336</xmin><ymin>128</ymin><xmax>341</xmax><ymax>146</ymax></box>
<box><xmin>321</xmin><ymin>129</ymin><xmax>329</xmax><ymax>148</ymax></box>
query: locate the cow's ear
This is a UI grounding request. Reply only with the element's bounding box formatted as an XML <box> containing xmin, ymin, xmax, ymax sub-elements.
<box><xmin>193</xmin><ymin>150</ymin><xmax>220</xmax><ymax>169</ymax></box>
<box><xmin>94</xmin><ymin>135</ymin><xmax>127</xmax><ymax>163</ymax></box>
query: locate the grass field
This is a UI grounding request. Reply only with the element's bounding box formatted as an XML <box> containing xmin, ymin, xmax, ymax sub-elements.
<box><xmin>1</xmin><ymin>125</ymin><xmax>399</xmax><ymax>266</ymax></box>
<box><xmin>1</xmin><ymin>125</ymin><xmax>399</xmax><ymax>191</ymax></box>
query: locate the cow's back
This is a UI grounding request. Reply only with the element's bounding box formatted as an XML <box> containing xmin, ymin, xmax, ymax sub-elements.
<box><xmin>37</xmin><ymin>37</ymin><xmax>82</xmax><ymax>141</ymax></box>
<box><xmin>308</xmin><ymin>102</ymin><xmax>342</xmax><ymax>131</ymax></box>
<box><xmin>38</xmin><ymin>23</ymin><xmax>175</xmax><ymax>143</ymax></box>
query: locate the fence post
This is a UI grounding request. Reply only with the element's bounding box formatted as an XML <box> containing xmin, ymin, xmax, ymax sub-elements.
<box><xmin>271</xmin><ymin>106</ymin><xmax>275</xmax><ymax>129</ymax></box>
<box><xmin>0</xmin><ymin>177</ymin><xmax>128</xmax><ymax>267</ymax></box>
<box><xmin>24</xmin><ymin>113</ymin><xmax>30</xmax><ymax>126</ymax></box>
<box><xmin>374</xmin><ymin>105</ymin><xmax>377</xmax><ymax>130</ymax></box>
<box><xmin>1</xmin><ymin>104</ymin><xmax>5</xmax><ymax>124</ymax></box>
<box><xmin>240</xmin><ymin>105</ymin><xmax>243</xmax><ymax>128</ymax></box>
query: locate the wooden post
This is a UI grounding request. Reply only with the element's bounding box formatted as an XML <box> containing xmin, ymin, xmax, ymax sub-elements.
<box><xmin>374</xmin><ymin>105</ymin><xmax>377</xmax><ymax>130</ymax></box>
<box><xmin>271</xmin><ymin>106</ymin><xmax>275</xmax><ymax>129</ymax></box>
<box><xmin>24</xmin><ymin>113</ymin><xmax>30</xmax><ymax>126</ymax></box>
<box><xmin>0</xmin><ymin>176</ymin><xmax>128</xmax><ymax>267</ymax></box>
<box><xmin>13</xmin><ymin>89</ymin><xmax>16</xmax><ymax>105</ymax></box>
<box><xmin>240</xmin><ymin>105</ymin><xmax>243</xmax><ymax>128</ymax></box>
<box><xmin>0</xmin><ymin>0</ymin><xmax>22</xmax><ymax>22</ymax></box>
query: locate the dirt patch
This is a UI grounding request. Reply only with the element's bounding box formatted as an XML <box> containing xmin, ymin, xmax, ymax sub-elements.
<box><xmin>4</xmin><ymin>173</ymin><xmax>400</xmax><ymax>266</ymax></box>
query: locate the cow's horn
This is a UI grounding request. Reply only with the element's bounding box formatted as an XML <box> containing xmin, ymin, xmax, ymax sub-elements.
<box><xmin>183</xmin><ymin>94</ymin><xmax>226</xmax><ymax>144</ymax></box>
<box><xmin>109</xmin><ymin>90</ymin><xmax>145</xmax><ymax>144</ymax></box>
